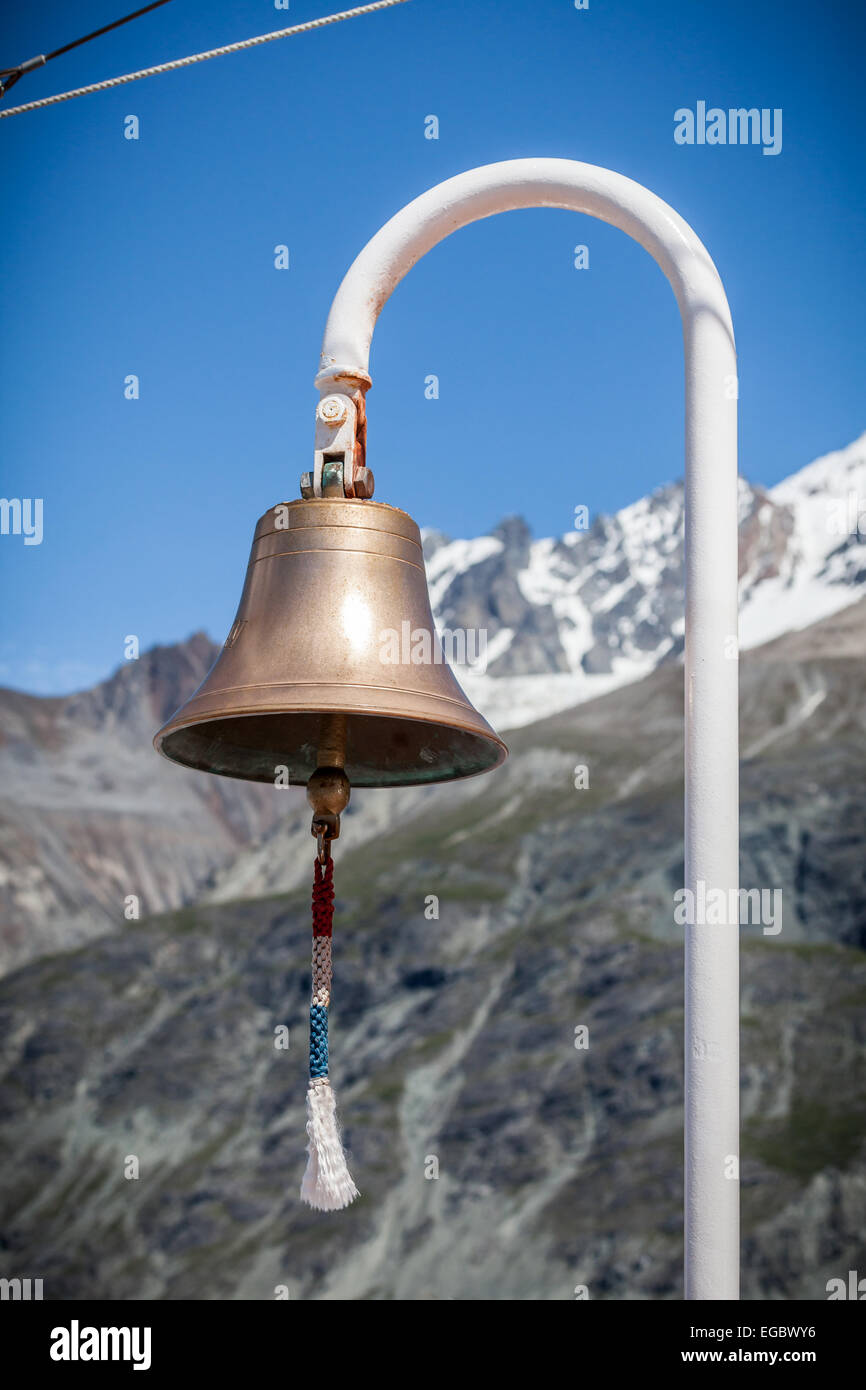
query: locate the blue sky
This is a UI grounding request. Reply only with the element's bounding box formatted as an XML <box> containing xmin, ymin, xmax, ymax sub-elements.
<box><xmin>0</xmin><ymin>0</ymin><xmax>863</xmax><ymax>693</ymax></box>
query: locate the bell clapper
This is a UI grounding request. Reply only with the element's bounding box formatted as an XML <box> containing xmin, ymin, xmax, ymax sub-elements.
<box><xmin>307</xmin><ymin>761</ymin><xmax>351</xmax><ymax>863</ymax></box>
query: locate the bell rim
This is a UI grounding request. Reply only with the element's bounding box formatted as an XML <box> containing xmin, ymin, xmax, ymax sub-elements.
<box><xmin>153</xmin><ymin>703</ymin><xmax>508</xmax><ymax>788</ymax></box>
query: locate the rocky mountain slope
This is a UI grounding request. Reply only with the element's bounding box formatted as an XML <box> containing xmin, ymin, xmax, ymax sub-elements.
<box><xmin>0</xmin><ymin>599</ymin><xmax>863</xmax><ymax>1300</ymax></box>
<box><xmin>0</xmin><ymin>635</ymin><xmax>280</xmax><ymax>976</ymax></box>
<box><xmin>1</xmin><ymin>430</ymin><xmax>863</xmax><ymax>977</ymax></box>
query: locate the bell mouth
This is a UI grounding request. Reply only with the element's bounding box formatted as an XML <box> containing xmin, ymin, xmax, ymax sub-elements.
<box><xmin>155</xmin><ymin>708</ymin><xmax>506</xmax><ymax>788</ymax></box>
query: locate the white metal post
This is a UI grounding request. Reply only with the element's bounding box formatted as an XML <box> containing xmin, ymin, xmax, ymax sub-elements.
<box><xmin>315</xmin><ymin>159</ymin><xmax>740</xmax><ymax>1300</ymax></box>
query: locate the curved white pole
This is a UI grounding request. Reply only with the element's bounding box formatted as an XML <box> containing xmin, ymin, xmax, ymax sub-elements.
<box><xmin>317</xmin><ymin>158</ymin><xmax>739</xmax><ymax>1301</ymax></box>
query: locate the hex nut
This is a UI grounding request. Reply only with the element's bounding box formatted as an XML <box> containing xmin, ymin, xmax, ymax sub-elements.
<box><xmin>354</xmin><ymin>466</ymin><xmax>375</xmax><ymax>500</ymax></box>
<box><xmin>318</xmin><ymin>396</ymin><xmax>348</xmax><ymax>426</ymax></box>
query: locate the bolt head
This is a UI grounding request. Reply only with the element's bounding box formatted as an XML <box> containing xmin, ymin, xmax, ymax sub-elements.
<box><xmin>318</xmin><ymin>395</ymin><xmax>348</xmax><ymax>426</ymax></box>
<box><xmin>299</xmin><ymin>471</ymin><xmax>314</xmax><ymax>499</ymax></box>
<box><xmin>354</xmin><ymin>466</ymin><xmax>375</xmax><ymax>500</ymax></box>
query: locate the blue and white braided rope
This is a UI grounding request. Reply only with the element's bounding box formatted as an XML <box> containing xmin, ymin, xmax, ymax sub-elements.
<box><xmin>309</xmin><ymin>935</ymin><xmax>332</xmax><ymax>1076</ymax></box>
<box><xmin>300</xmin><ymin>856</ymin><xmax>359</xmax><ymax>1211</ymax></box>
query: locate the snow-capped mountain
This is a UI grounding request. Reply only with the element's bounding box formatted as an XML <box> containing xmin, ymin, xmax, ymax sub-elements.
<box><xmin>430</xmin><ymin>431</ymin><xmax>866</xmax><ymax>731</ymax></box>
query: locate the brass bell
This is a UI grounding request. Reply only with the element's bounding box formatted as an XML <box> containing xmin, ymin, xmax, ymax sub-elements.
<box><xmin>154</xmin><ymin>497</ymin><xmax>507</xmax><ymax>786</ymax></box>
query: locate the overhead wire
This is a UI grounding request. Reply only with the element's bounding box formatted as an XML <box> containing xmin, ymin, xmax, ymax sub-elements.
<box><xmin>0</xmin><ymin>0</ymin><xmax>411</xmax><ymax>119</ymax></box>
<box><xmin>0</xmin><ymin>2</ymin><xmax>173</xmax><ymax>100</ymax></box>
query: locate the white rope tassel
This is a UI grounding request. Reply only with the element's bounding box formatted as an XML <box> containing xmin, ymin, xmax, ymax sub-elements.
<box><xmin>301</xmin><ymin>1077</ymin><xmax>360</xmax><ymax>1211</ymax></box>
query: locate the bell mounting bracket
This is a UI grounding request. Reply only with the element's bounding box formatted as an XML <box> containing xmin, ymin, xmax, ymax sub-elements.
<box><xmin>308</xmin><ymin>157</ymin><xmax>740</xmax><ymax>1301</ymax></box>
<box><xmin>303</xmin><ymin>368</ymin><xmax>373</xmax><ymax>500</ymax></box>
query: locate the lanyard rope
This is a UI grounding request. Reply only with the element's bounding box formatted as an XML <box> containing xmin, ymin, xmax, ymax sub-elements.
<box><xmin>300</xmin><ymin>844</ymin><xmax>359</xmax><ymax>1211</ymax></box>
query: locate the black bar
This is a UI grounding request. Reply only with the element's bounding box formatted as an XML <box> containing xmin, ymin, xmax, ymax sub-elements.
<box><xmin>45</xmin><ymin>0</ymin><xmax>173</xmax><ymax>63</ymax></box>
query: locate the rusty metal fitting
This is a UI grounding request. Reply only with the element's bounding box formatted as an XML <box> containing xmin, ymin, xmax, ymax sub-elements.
<box><xmin>315</xmin><ymin>825</ymin><xmax>333</xmax><ymax>864</ymax></box>
<box><xmin>308</xmin><ymin>765</ymin><xmax>350</xmax><ymax>857</ymax></box>
<box><xmin>353</xmin><ymin>466</ymin><xmax>375</xmax><ymax>500</ymax></box>
<box><xmin>311</xmin><ymin>379</ymin><xmax>370</xmax><ymax>500</ymax></box>
<box><xmin>307</xmin><ymin>766</ymin><xmax>350</xmax><ymax>818</ymax></box>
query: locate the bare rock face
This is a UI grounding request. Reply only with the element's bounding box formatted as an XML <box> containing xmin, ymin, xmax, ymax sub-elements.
<box><xmin>0</xmin><ymin>633</ymin><xmax>283</xmax><ymax>976</ymax></box>
<box><xmin>738</xmin><ymin>483</ymin><xmax>795</xmax><ymax>585</ymax></box>
<box><xmin>434</xmin><ymin>515</ymin><xmax>572</xmax><ymax>678</ymax></box>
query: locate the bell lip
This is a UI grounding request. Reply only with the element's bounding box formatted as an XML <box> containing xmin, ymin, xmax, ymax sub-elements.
<box><xmin>153</xmin><ymin>703</ymin><xmax>508</xmax><ymax>788</ymax></box>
